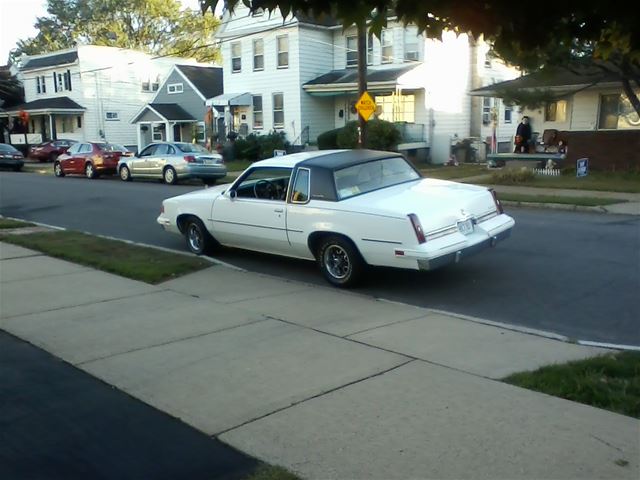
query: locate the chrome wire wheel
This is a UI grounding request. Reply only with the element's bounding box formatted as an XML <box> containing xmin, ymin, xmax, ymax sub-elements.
<box><xmin>187</xmin><ymin>223</ymin><xmax>203</xmax><ymax>253</ymax></box>
<box><xmin>85</xmin><ymin>163</ymin><xmax>94</xmax><ymax>178</ymax></box>
<box><xmin>323</xmin><ymin>244</ymin><xmax>352</xmax><ymax>280</ymax></box>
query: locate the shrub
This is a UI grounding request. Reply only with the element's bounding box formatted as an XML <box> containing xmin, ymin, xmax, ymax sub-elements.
<box><xmin>233</xmin><ymin>131</ymin><xmax>290</xmax><ymax>161</ymax></box>
<box><xmin>317</xmin><ymin>128</ymin><xmax>341</xmax><ymax>150</ymax></box>
<box><xmin>490</xmin><ymin>168</ymin><xmax>535</xmax><ymax>184</ymax></box>
<box><xmin>318</xmin><ymin>119</ymin><xmax>402</xmax><ymax>152</ymax></box>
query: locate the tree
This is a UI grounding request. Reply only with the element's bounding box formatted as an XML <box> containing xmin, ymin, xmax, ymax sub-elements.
<box><xmin>10</xmin><ymin>0</ymin><xmax>221</xmax><ymax>65</ymax></box>
<box><xmin>202</xmin><ymin>0</ymin><xmax>640</xmax><ymax>115</ymax></box>
<box><xmin>0</xmin><ymin>69</ymin><xmax>24</xmax><ymax>109</ymax></box>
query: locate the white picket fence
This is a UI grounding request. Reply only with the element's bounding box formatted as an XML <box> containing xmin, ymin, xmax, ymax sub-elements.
<box><xmin>533</xmin><ymin>168</ymin><xmax>562</xmax><ymax>177</ymax></box>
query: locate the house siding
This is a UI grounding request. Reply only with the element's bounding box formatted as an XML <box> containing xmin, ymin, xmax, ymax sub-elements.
<box><xmin>150</xmin><ymin>69</ymin><xmax>207</xmax><ymax>121</ymax></box>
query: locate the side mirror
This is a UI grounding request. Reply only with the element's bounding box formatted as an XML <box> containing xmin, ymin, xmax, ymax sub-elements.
<box><xmin>228</xmin><ymin>189</ymin><xmax>237</xmax><ymax>200</ymax></box>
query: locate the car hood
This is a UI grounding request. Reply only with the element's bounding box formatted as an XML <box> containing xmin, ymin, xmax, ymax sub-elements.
<box><xmin>164</xmin><ymin>184</ymin><xmax>227</xmax><ymax>203</ymax></box>
<box><xmin>340</xmin><ymin>178</ymin><xmax>498</xmax><ymax>232</ymax></box>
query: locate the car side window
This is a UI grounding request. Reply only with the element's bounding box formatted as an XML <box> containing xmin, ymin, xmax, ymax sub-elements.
<box><xmin>154</xmin><ymin>144</ymin><xmax>169</xmax><ymax>155</ymax></box>
<box><xmin>291</xmin><ymin>168</ymin><xmax>310</xmax><ymax>203</ymax></box>
<box><xmin>167</xmin><ymin>145</ymin><xmax>176</xmax><ymax>155</ymax></box>
<box><xmin>66</xmin><ymin>144</ymin><xmax>79</xmax><ymax>154</ymax></box>
<box><xmin>234</xmin><ymin>167</ymin><xmax>292</xmax><ymax>201</ymax></box>
<box><xmin>139</xmin><ymin>145</ymin><xmax>156</xmax><ymax>157</ymax></box>
<box><xmin>80</xmin><ymin>144</ymin><xmax>92</xmax><ymax>153</ymax></box>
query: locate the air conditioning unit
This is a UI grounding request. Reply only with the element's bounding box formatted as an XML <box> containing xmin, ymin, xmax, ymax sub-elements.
<box><xmin>405</xmin><ymin>51</ymin><xmax>419</xmax><ymax>61</ymax></box>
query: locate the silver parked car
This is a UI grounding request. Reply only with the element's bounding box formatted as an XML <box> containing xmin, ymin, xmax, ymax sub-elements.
<box><xmin>117</xmin><ymin>142</ymin><xmax>227</xmax><ymax>185</ymax></box>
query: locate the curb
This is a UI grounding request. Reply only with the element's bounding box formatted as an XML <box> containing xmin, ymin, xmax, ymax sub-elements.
<box><xmin>501</xmin><ymin>200</ymin><xmax>610</xmax><ymax>214</ymax></box>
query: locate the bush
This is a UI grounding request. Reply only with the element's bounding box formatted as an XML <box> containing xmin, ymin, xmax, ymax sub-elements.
<box><xmin>490</xmin><ymin>168</ymin><xmax>535</xmax><ymax>184</ymax></box>
<box><xmin>233</xmin><ymin>131</ymin><xmax>290</xmax><ymax>161</ymax></box>
<box><xmin>318</xmin><ymin>120</ymin><xmax>402</xmax><ymax>152</ymax></box>
<box><xmin>317</xmin><ymin>128</ymin><xmax>341</xmax><ymax>150</ymax></box>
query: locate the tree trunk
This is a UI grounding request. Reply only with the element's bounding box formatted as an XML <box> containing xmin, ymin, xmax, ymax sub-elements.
<box><xmin>357</xmin><ymin>21</ymin><xmax>367</xmax><ymax>148</ymax></box>
<box><xmin>621</xmin><ymin>77</ymin><xmax>640</xmax><ymax>118</ymax></box>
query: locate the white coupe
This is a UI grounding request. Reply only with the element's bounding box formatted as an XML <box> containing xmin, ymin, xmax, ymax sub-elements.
<box><xmin>157</xmin><ymin>149</ymin><xmax>515</xmax><ymax>287</ymax></box>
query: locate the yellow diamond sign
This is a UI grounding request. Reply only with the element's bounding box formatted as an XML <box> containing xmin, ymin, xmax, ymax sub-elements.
<box><xmin>355</xmin><ymin>91</ymin><xmax>376</xmax><ymax>121</ymax></box>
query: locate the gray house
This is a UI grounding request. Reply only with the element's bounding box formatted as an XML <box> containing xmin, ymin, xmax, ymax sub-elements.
<box><xmin>131</xmin><ymin>64</ymin><xmax>223</xmax><ymax>151</ymax></box>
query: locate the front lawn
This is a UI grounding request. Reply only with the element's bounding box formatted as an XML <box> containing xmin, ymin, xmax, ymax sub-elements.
<box><xmin>0</xmin><ymin>230</ymin><xmax>211</xmax><ymax>284</ymax></box>
<box><xmin>420</xmin><ymin>163</ymin><xmax>489</xmax><ymax>180</ymax></box>
<box><xmin>0</xmin><ymin>218</ymin><xmax>35</xmax><ymax>229</ymax></box>
<box><xmin>487</xmin><ymin>170</ymin><xmax>640</xmax><ymax>193</ymax></box>
<box><xmin>498</xmin><ymin>193</ymin><xmax>627</xmax><ymax>206</ymax></box>
<box><xmin>504</xmin><ymin>351</ymin><xmax>640</xmax><ymax>419</ymax></box>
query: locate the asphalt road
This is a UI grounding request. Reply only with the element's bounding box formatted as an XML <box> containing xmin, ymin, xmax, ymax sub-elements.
<box><xmin>0</xmin><ymin>331</ymin><xmax>257</xmax><ymax>480</ymax></box>
<box><xmin>2</xmin><ymin>171</ymin><xmax>639</xmax><ymax>346</ymax></box>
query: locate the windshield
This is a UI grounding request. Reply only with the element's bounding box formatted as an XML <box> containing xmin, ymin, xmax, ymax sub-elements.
<box><xmin>0</xmin><ymin>144</ymin><xmax>19</xmax><ymax>153</ymax></box>
<box><xmin>334</xmin><ymin>157</ymin><xmax>421</xmax><ymax>200</ymax></box>
<box><xmin>176</xmin><ymin>143</ymin><xmax>209</xmax><ymax>153</ymax></box>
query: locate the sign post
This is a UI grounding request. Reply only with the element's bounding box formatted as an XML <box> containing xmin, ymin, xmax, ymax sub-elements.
<box><xmin>576</xmin><ymin>158</ymin><xmax>589</xmax><ymax>178</ymax></box>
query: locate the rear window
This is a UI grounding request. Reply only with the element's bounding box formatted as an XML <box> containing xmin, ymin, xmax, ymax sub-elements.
<box><xmin>334</xmin><ymin>157</ymin><xmax>421</xmax><ymax>200</ymax></box>
<box><xmin>99</xmin><ymin>143</ymin><xmax>129</xmax><ymax>152</ymax></box>
<box><xmin>176</xmin><ymin>143</ymin><xmax>208</xmax><ymax>153</ymax></box>
<box><xmin>0</xmin><ymin>144</ymin><xmax>19</xmax><ymax>153</ymax></box>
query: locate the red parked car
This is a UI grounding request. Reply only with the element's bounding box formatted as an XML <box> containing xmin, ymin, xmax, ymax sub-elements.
<box><xmin>29</xmin><ymin>139</ymin><xmax>77</xmax><ymax>162</ymax></box>
<box><xmin>54</xmin><ymin>142</ymin><xmax>132</xmax><ymax>179</ymax></box>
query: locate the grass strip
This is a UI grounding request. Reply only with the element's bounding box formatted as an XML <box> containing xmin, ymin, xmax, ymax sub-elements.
<box><xmin>498</xmin><ymin>193</ymin><xmax>626</xmax><ymax>206</ymax></box>
<box><xmin>0</xmin><ymin>218</ymin><xmax>35</xmax><ymax>229</ymax></box>
<box><xmin>244</xmin><ymin>465</ymin><xmax>301</xmax><ymax>480</ymax></box>
<box><xmin>0</xmin><ymin>230</ymin><xmax>210</xmax><ymax>284</ymax></box>
<box><xmin>503</xmin><ymin>351</ymin><xmax>640</xmax><ymax>419</ymax></box>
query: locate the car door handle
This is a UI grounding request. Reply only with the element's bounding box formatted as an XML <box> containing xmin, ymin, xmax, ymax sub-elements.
<box><xmin>274</xmin><ymin>208</ymin><xmax>284</xmax><ymax>213</ymax></box>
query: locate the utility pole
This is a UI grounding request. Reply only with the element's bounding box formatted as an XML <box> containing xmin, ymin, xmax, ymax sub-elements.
<box><xmin>357</xmin><ymin>20</ymin><xmax>368</xmax><ymax>148</ymax></box>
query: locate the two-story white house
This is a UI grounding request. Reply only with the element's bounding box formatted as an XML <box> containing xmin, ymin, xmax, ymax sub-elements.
<box><xmin>212</xmin><ymin>5</ymin><xmax>519</xmax><ymax>162</ymax></box>
<box><xmin>1</xmin><ymin>45</ymin><xmax>202</xmax><ymax>150</ymax></box>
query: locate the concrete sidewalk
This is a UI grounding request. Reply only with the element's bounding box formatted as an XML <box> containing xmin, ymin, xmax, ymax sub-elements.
<box><xmin>1</xmin><ymin>242</ymin><xmax>638</xmax><ymax>479</ymax></box>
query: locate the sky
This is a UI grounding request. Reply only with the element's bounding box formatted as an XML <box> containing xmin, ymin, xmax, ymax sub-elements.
<box><xmin>0</xmin><ymin>0</ymin><xmax>204</xmax><ymax>64</ymax></box>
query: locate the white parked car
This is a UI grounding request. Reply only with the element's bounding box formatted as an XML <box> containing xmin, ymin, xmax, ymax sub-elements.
<box><xmin>157</xmin><ymin>150</ymin><xmax>515</xmax><ymax>287</ymax></box>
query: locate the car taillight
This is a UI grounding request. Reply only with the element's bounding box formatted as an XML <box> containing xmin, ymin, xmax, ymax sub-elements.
<box><xmin>490</xmin><ymin>189</ymin><xmax>504</xmax><ymax>214</ymax></box>
<box><xmin>184</xmin><ymin>155</ymin><xmax>196</xmax><ymax>163</ymax></box>
<box><xmin>160</xmin><ymin>204</ymin><xmax>164</xmax><ymax>214</ymax></box>
<box><xmin>408</xmin><ymin>213</ymin><xmax>426</xmax><ymax>244</ymax></box>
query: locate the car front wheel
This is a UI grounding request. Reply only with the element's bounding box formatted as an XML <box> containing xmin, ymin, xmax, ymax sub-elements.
<box><xmin>119</xmin><ymin>165</ymin><xmax>132</xmax><ymax>181</ymax></box>
<box><xmin>54</xmin><ymin>162</ymin><xmax>65</xmax><ymax>177</ymax></box>
<box><xmin>317</xmin><ymin>235</ymin><xmax>364</xmax><ymax>288</ymax></box>
<box><xmin>163</xmin><ymin>166</ymin><xmax>177</xmax><ymax>185</ymax></box>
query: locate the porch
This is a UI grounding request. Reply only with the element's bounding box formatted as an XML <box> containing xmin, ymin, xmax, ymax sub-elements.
<box><xmin>132</xmin><ymin>103</ymin><xmax>205</xmax><ymax>152</ymax></box>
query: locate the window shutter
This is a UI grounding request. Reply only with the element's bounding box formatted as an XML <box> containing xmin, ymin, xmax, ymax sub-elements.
<box><xmin>53</xmin><ymin>72</ymin><xmax>58</xmax><ymax>92</ymax></box>
<box><xmin>67</xmin><ymin>69</ymin><xmax>72</xmax><ymax>91</ymax></box>
<box><xmin>36</xmin><ymin>76</ymin><xmax>41</xmax><ymax>94</ymax></box>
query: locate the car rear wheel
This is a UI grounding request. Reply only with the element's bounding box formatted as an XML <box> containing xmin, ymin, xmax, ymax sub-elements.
<box><xmin>85</xmin><ymin>163</ymin><xmax>98</xmax><ymax>179</ymax></box>
<box><xmin>163</xmin><ymin>166</ymin><xmax>177</xmax><ymax>185</ymax></box>
<box><xmin>317</xmin><ymin>235</ymin><xmax>364</xmax><ymax>288</ymax></box>
<box><xmin>119</xmin><ymin>165</ymin><xmax>132</xmax><ymax>181</ymax></box>
<box><xmin>54</xmin><ymin>162</ymin><xmax>65</xmax><ymax>177</ymax></box>
<box><xmin>184</xmin><ymin>218</ymin><xmax>214</xmax><ymax>255</ymax></box>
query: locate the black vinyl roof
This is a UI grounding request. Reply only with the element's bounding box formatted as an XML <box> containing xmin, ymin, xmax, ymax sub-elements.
<box><xmin>21</xmin><ymin>51</ymin><xmax>78</xmax><ymax>71</ymax></box>
<box><xmin>3</xmin><ymin>96</ymin><xmax>85</xmax><ymax>113</ymax></box>
<box><xmin>175</xmin><ymin>65</ymin><xmax>223</xmax><ymax>99</ymax></box>
<box><xmin>304</xmin><ymin>65</ymin><xmax>416</xmax><ymax>86</ymax></box>
<box><xmin>300</xmin><ymin>149</ymin><xmax>403</xmax><ymax>170</ymax></box>
<box><xmin>149</xmin><ymin>103</ymin><xmax>195</xmax><ymax>121</ymax></box>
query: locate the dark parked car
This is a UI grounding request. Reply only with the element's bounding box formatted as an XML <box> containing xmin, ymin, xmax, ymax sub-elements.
<box><xmin>54</xmin><ymin>142</ymin><xmax>132</xmax><ymax>179</ymax></box>
<box><xmin>29</xmin><ymin>139</ymin><xmax>77</xmax><ymax>162</ymax></box>
<box><xmin>0</xmin><ymin>143</ymin><xmax>25</xmax><ymax>171</ymax></box>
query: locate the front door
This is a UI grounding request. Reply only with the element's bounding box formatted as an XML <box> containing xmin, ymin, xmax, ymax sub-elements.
<box><xmin>211</xmin><ymin>167</ymin><xmax>292</xmax><ymax>254</ymax></box>
<box><xmin>173</xmin><ymin>124</ymin><xmax>181</xmax><ymax>142</ymax></box>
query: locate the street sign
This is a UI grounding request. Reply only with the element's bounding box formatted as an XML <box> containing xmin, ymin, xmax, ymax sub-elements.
<box><xmin>355</xmin><ymin>91</ymin><xmax>376</xmax><ymax>121</ymax></box>
<box><xmin>576</xmin><ymin>158</ymin><xmax>589</xmax><ymax>178</ymax></box>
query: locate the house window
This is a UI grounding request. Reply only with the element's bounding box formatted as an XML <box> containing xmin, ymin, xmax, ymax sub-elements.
<box><xmin>56</xmin><ymin>73</ymin><xmax>64</xmax><ymax>91</ymax></box>
<box><xmin>196</xmin><ymin>122</ymin><xmax>206</xmax><ymax>142</ymax></box>
<box><xmin>105</xmin><ymin>112</ymin><xmax>119</xmax><ymax>121</ymax></box>
<box><xmin>367</xmin><ymin>33</ymin><xmax>374</xmax><ymax>65</ymax></box>
<box><xmin>152</xmin><ymin>81</ymin><xmax>159</xmax><ymax>91</ymax></box>
<box><xmin>482</xmin><ymin>97</ymin><xmax>493</xmax><ymax>125</ymax></box>
<box><xmin>63</xmin><ymin>70</ymin><xmax>72</xmax><ymax>91</ymax></box>
<box><xmin>152</xmin><ymin>126</ymin><xmax>163</xmax><ymax>141</ymax></box>
<box><xmin>277</xmin><ymin>35</ymin><xmax>289</xmax><ymax>68</ymax></box>
<box><xmin>273</xmin><ymin>93</ymin><xmax>284</xmax><ymax>128</ymax></box>
<box><xmin>545</xmin><ymin>100</ymin><xmax>567</xmax><ymax>122</ymax></box>
<box><xmin>36</xmin><ymin>76</ymin><xmax>42</xmax><ymax>94</ymax></box>
<box><xmin>231</xmin><ymin>41</ymin><xmax>242</xmax><ymax>73</ymax></box>
<box><xmin>346</xmin><ymin>35</ymin><xmax>358</xmax><ymax>67</ymax></box>
<box><xmin>375</xmin><ymin>94</ymin><xmax>415</xmax><ymax>122</ymax></box>
<box><xmin>381</xmin><ymin>29</ymin><xmax>393</xmax><ymax>63</ymax></box>
<box><xmin>142</xmin><ymin>81</ymin><xmax>150</xmax><ymax>92</ymax></box>
<box><xmin>253</xmin><ymin>95</ymin><xmax>263</xmax><ymax>129</ymax></box>
<box><xmin>598</xmin><ymin>93</ymin><xmax>640</xmax><ymax>129</ymax></box>
<box><xmin>77</xmin><ymin>116</ymin><xmax>82</xmax><ymax>128</ymax></box>
<box><xmin>404</xmin><ymin>27</ymin><xmax>419</xmax><ymax>62</ymax></box>
<box><xmin>167</xmin><ymin>83</ymin><xmax>183</xmax><ymax>94</ymax></box>
<box><xmin>504</xmin><ymin>105</ymin><xmax>513</xmax><ymax>123</ymax></box>
<box><xmin>253</xmin><ymin>39</ymin><xmax>264</xmax><ymax>71</ymax></box>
